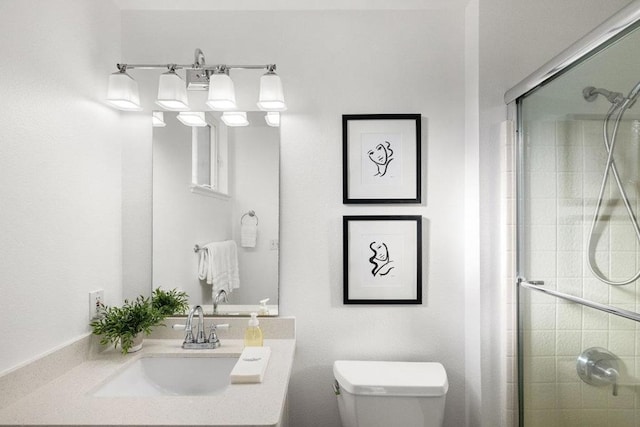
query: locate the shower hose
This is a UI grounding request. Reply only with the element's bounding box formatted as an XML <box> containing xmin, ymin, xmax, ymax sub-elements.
<box><xmin>586</xmin><ymin>83</ymin><xmax>640</xmax><ymax>286</ymax></box>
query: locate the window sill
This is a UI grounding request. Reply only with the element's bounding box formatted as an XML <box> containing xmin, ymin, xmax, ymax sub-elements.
<box><xmin>189</xmin><ymin>184</ymin><xmax>230</xmax><ymax>200</ymax></box>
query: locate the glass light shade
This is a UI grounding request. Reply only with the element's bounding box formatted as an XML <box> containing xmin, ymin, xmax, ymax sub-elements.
<box><xmin>106</xmin><ymin>71</ymin><xmax>142</xmax><ymax>111</ymax></box>
<box><xmin>257</xmin><ymin>72</ymin><xmax>286</xmax><ymax>111</ymax></box>
<box><xmin>206</xmin><ymin>73</ymin><xmax>237</xmax><ymax>110</ymax></box>
<box><xmin>156</xmin><ymin>71</ymin><xmax>189</xmax><ymax>111</ymax></box>
<box><xmin>221</xmin><ymin>112</ymin><xmax>249</xmax><ymax>127</ymax></box>
<box><xmin>152</xmin><ymin>111</ymin><xmax>166</xmax><ymax>127</ymax></box>
<box><xmin>177</xmin><ymin>112</ymin><xmax>208</xmax><ymax>127</ymax></box>
<box><xmin>264</xmin><ymin>112</ymin><xmax>280</xmax><ymax>127</ymax></box>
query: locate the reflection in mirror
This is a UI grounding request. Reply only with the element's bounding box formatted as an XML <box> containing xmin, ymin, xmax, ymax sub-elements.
<box><xmin>153</xmin><ymin>111</ymin><xmax>279</xmax><ymax>316</ymax></box>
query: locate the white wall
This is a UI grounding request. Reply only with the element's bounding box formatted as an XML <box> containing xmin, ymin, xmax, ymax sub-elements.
<box><xmin>122</xmin><ymin>7</ymin><xmax>468</xmax><ymax>427</ymax></box>
<box><xmin>0</xmin><ymin>0</ymin><xmax>131</xmax><ymax>373</ymax></box>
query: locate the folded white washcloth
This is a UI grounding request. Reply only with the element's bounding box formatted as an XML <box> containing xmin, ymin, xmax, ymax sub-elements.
<box><xmin>230</xmin><ymin>347</ymin><xmax>271</xmax><ymax>384</ymax></box>
<box><xmin>241</xmin><ymin>223</ymin><xmax>257</xmax><ymax>248</ymax></box>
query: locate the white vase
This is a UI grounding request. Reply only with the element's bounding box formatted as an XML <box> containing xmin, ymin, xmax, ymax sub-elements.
<box><xmin>127</xmin><ymin>333</ymin><xmax>143</xmax><ymax>353</ymax></box>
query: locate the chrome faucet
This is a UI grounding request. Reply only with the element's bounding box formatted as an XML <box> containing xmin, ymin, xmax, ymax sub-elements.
<box><xmin>174</xmin><ymin>305</ymin><xmax>228</xmax><ymax>349</ymax></box>
<box><xmin>213</xmin><ymin>289</ymin><xmax>228</xmax><ymax>314</ymax></box>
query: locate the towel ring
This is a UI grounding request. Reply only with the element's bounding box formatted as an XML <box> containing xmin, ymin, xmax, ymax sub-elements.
<box><xmin>241</xmin><ymin>210</ymin><xmax>259</xmax><ymax>226</ymax></box>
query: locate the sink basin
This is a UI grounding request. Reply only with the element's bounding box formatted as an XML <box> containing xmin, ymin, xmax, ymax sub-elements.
<box><xmin>92</xmin><ymin>356</ymin><xmax>238</xmax><ymax>397</ymax></box>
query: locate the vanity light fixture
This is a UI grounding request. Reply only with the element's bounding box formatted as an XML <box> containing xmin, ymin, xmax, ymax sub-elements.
<box><xmin>257</xmin><ymin>66</ymin><xmax>287</xmax><ymax>111</ymax></box>
<box><xmin>152</xmin><ymin>111</ymin><xmax>166</xmax><ymax>127</ymax></box>
<box><xmin>156</xmin><ymin>67</ymin><xmax>190</xmax><ymax>111</ymax></box>
<box><xmin>206</xmin><ymin>66</ymin><xmax>237</xmax><ymax>110</ymax></box>
<box><xmin>264</xmin><ymin>112</ymin><xmax>280</xmax><ymax>127</ymax></box>
<box><xmin>221</xmin><ymin>111</ymin><xmax>249</xmax><ymax>127</ymax></box>
<box><xmin>106</xmin><ymin>66</ymin><xmax>142</xmax><ymax>111</ymax></box>
<box><xmin>105</xmin><ymin>49</ymin><xmax>286</xmax><ymax>113</ymax></box>
<box><xmin>177</xmin><ymin>112</ymin><xmax>208</xmax><ymax>127</ymax></box>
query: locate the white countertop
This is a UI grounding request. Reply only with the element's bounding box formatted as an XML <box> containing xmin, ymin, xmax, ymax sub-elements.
<box><xmin>0</xmin><ymin>339</ymin><xmax>295</xmax><ymax>427</ymax></box>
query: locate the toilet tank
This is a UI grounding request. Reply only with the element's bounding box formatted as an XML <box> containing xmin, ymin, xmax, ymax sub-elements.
<box><xmin>333</xmin><ymin>361</ymin><xmax>448</xmax><ymax>427</ymax></box>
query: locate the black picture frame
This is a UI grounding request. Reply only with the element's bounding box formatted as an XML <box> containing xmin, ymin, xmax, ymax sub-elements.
<box><xmin>343</xmin><ymin>215</ymin><xmax>422</xmax><ymax>304</ymax></box>
<box><xmin>342</xmin><ymin>114</ymin><xmax>421</xmax><ymax>204</ymax></box>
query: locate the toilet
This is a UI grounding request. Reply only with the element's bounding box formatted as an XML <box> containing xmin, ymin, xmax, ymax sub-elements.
<box><xmin>333</xmin><ymin>360</ymin><xmax>448</xmax><ymax>427</ymax></box>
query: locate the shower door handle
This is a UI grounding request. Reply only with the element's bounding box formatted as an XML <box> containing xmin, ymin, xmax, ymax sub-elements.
<box><xmin>517</xmin><ymin>278</ymin><xmax>545</xmax><ymax>286</ymax></box>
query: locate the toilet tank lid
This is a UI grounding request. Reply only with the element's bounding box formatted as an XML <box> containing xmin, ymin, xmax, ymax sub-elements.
<box><xmin>333</xmin><ymin>360</ymin><xmax>448</xmax><ymax>397</ymax></box>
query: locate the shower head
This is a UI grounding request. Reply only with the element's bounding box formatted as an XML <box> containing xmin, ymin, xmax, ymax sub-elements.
<box><xmin>583</xmin><ymin>86</ymin><xmax>625</xmax><ymax>105</ymax></box>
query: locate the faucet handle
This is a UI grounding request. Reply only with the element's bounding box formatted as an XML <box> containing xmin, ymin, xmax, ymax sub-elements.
<box><xmin>172</xmin><ymin>324</ymin><xmax>195</xmax><ymax>343</ymax></box>
<box><xmin>207</xmin><ymin>323</ymin><xmax>229</xmax><ymax>345</ymax></box>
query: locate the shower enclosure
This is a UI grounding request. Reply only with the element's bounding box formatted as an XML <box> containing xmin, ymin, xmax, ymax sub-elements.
<box><xmin>506</xmin><ymin>2</ymin><xmax>640</xmax><ymax>426</ymax></box>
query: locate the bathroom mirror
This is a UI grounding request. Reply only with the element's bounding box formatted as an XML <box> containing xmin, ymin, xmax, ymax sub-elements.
<box><xmin>152</xmin><ymin>111</ymin><xmax>279</xmax><ymax>316</ymax></box>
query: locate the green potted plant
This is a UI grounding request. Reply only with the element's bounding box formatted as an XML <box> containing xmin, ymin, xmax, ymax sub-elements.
<box><xmin>152</xmin><ymin>287</ymin><xmax>190</xmax><ymax>317</ymax></box>
<box><xmin>91</xmin><ymin>288</ymin><xmax>190</xmax><ymax>354</ymax></box>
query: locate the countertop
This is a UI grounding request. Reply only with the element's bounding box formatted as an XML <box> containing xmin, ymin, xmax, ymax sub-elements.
<box><xmin>0</xmin><ymin>338</ymin><xmax>295</xmax><ymax>427</ymax></box>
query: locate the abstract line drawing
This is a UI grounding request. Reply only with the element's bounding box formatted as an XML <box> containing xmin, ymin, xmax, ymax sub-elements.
<box><xmin>367</xmin><ymin>141</ymin><xmax>394</xmax><ymax>177</ymax></box>
<box><xmin>369</xmin><ymin>241</ymin><xmax>395</xmax><ymax>276</ymax></box>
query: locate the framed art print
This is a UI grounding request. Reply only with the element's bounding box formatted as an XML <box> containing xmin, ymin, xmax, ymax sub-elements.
<box><xmin>342</xmin><ymin>114</ymin><xmax>421</xmax><ymax>204</ymax></box>
<box><xmin>343</xmin><ymin>215</ymin><xmax>422</xmax><ymax>304</ymax></box>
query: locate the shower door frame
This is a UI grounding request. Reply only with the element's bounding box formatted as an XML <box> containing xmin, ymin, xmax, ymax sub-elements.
<box><xmin>506</xmin><ymin>1</ymin><xmax>640</xmax><ymax>425</ymax></box>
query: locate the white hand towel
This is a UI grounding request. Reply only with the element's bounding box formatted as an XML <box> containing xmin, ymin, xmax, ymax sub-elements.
<box><xmin>197</xmin><ymin>240</ymin><xmax>240</xmax><ymax>293</ymax></box>
<box><xmin>230</xmin><ymin>347</ymin><xmax>271</xmax><ymax>384</ymax></box>
<box><xmin>241</xmin><ymin>223</ymin><xmax>257</xmax><ymax>248</ymax></box>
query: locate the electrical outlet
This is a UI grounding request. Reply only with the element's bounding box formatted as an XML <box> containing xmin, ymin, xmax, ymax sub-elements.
<box><xmin>269</xmin><ymin>239</ymin><xmax>279</xmax><ymax>251</ymax></box>
<box><xmin>89</xmin><ymin>290</ymin><xmax>104</xmax><ymax>320</ymax></box>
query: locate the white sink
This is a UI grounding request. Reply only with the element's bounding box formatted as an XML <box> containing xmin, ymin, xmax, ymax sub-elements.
<box><xmin>92</xmin><ymin>356</ymin><xmax>238</xmax><ymax>397</ymax></box>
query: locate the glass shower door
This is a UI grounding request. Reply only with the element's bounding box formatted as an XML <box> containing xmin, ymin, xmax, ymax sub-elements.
<box><xmin>516</xmin><ymin>20</ymin><xmax>640</xmax><ymax>427</ymax></box>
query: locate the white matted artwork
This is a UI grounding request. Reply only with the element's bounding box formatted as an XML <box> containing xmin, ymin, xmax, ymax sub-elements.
<box><xmin>343</xmin><ymin>114</ymin><xmax>421</xmax><ymax>204</ymax></box>
<box><xmin>343</xmin><ymin>215</ymin><xmax>422</xmax><ymax>304</ymax></box>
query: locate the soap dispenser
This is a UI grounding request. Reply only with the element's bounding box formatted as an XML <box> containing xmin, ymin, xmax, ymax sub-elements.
<box><xmin>258</xmin><ymin>298</ymin><xmax>270</xmax><ymax>316</ymax></box>
<box><xmin>244</xmin><ymin>312</ymin><xmax>263</xmax><ymax>347</ymax></box>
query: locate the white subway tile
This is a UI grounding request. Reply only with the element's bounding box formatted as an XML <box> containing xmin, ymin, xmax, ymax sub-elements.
<box><xmin>583</xmin><ymin>308</ymin><xmax>608</xmax><ymax>330</ymax></box>
<box><xmin>606</xmin><ymin>409</ymin><xmax>636</xmax><ymax>427</ymax></box>
<box><xmin>529</xmin><ymin>172</ymin><xmax>558</xmax><ymax>198</ymax></box>
<box><xmin>556</xmin><ymin>278</ymin><xmax>583</xmax><ymax>297</ymax></box>
<box><xmin>582</xmin><ymin>330</ymin><xmax>608</xmax><ymax>348</ymax></box>
<box><xmin>530</xmin><ymin>331</ymin><xmax>557</xmax><ymax>356</ymax></box>
<box><xmin>530</xmin><ymin>198</ymin><xmax>558</xmax><ymax>225</ymax></box>
<box><xmin>608</xmin><ymin>330</ymin><xmax>635</xmax><ymax>356</ymax></box>
<box><xmin>556</xmin><ymin>145</ymin><xmax>583</xmax><ymax>172</ymax></box>
<box><xmin>557</xmin><ymin>356</ymin><xmax>579</xmax><ymax>383</ymax></box>
<box><xmin>525</xmin><ymin>357</ymin><xmax>556</xmax><ymax>383</ymax></box>
<box><xmin>557</xmin><ymin>383</ymin><xmax>582</xmax><ymax>408</ymax></box>
<box><xmin>557</xmin><ymin>225</ymin><xmax>582</xmax><ymax>251</ymax></box>
<box><xmin>529</xmin><ymin>383</ymin><xmax>558</xmax><ymax>409</ymax></box>
<box><xmin>529</xmin><ymin>225</ymin><xmax>557</xmax><ymax>251</ymax></box>
<box><xmin>524</xmin><ymin>410</ymin><xmax>559</xmax><ymax>427</ymax></box>
<box><xmin>556</xmin><ymin>120</ymin><xmax>582</xmax><ymax>147</ymax></box>
<box><xmin>610</xmin><ymin>223</ymin><xmax>639</xmax><ymax>251</ymax></box>
<box><xmin>556</xmin><ymin>330</ymin><xmax>581</xmax><ymax>356</ymax></box>
<box><xmin>583</xmin><ymin>275</ymin><xmax>611</xmax><ymax>303</ymax></box>
<box><xmin>529</xmin><ymin>251</ymin><xmax>557</xmax><ymax>278</ymax></box>
<box><xmin>558</xmin><ymin>173</ymin><xmax>583</xmax><ymax>198</ymax></box>
<box><xmin>581</xmin><ymin>385</ymin><xmax>609</xmax><ymax>409</ymax></box>
<box><xmin>530</xmin><ymin>146</ymin><xmax>557</xmax><ymax>172</ymax></box>
<box><xmin>610</xmin><ymin>285</ymin><xmax>637</xmax><ymax>306</ymax></box>
<box><xmin>582</xmin><ymin>120</ymin><xmax>604</xmax><ymax>146</ymax></box>
<box><xmin>610</xmin><ymin>251</ymin><xmax>637</xmax><ymax>281</ymax></box>
<box><xmin>557</xmin><ymin>251</ymin><xmax>583</xmax><ymax>278</ymax></box>
<box><xmin>609</xmin><ymin>306</ymin><xmax>637</xmax><ymax>330</ymax></box>
<box><xmin>557</xmin><ymin>199</ymin><xmax>583</xmax><ymax>225</ymax></box>
<box><xmin>557</xmin><ymin>303</ymin><xmax>583</xmax><ymax>330</ymax></box>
